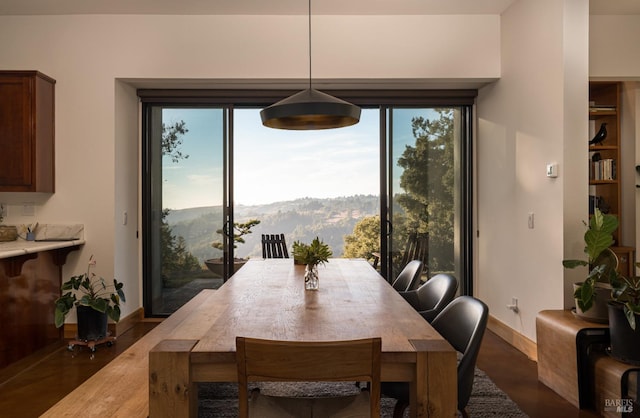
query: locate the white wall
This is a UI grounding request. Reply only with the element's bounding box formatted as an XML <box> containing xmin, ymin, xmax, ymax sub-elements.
<box><xmin>114</xmin><ymin>81</ymin><xmax>142</xmax><ymax>313</ymax></box>
<box><xmin>590</xmin><ymin>15</ymin><xmax>640</xmax><ymax>79</ymax></box>
<box><xmin>476</xmin><ymin>0</ymin><xmax>589</xmax><ymax>342</ymax></box>
<box><xmin>0</xmin><ymin>14</ymin><xmax>500</xmax><ymax>322</ymax></box>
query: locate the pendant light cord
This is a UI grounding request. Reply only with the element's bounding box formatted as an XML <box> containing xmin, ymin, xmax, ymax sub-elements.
<box><xmin>308</xmin><ymin>0</ymin><xmax>312</xmax><ymax>90</ymax></box>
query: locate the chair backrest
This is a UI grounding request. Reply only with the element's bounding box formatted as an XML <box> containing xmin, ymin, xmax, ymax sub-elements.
<box><xmin>392</xmin><ymin>260</ymin><xmax>423</xmax><ymax>291</ymax></box>
<box><xmin>431</xmin><ymin>296</ymin><xmax>488</xmax><ymax>411</ymax></box>
<box><xmin>261</xmin><ymin>233</ymin><xmax>289</xmax><ymax>258</ymax></box>
<box><xmin>236</xmin><ymin>337</ymin><xmax>382</xmax><ymax>418</ymax></box>
<box><xmin>415</xmin><ymin>273</ymin><xmax>459</xmax><ymax>322</ymax></box>
<box><xmin>399</xmin><ymin>233</ymin><xmax>429</xmax><ymax>277</ymax></box>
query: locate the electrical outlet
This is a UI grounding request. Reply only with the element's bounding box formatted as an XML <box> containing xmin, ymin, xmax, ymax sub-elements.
<box><xmin>507</xmin><ymin>297</ymin><xmax>519</xmax><ymax>313</ymax></box>
<box><xmin>0</xmin><ymin>203</ymin><xmax>6</xmax><ymax>218</ymax></box>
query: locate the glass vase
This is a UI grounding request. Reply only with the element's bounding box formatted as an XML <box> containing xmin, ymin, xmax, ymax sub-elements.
<box><xmin>304</xmin><ymin>264</ymin><xmax>319</xmax><ymax>290</ymax></box>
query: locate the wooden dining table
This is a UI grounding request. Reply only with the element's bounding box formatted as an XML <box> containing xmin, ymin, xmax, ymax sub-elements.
<box><xmin>148</xmin><ymin>258</ymin><xmax>457</xmax><ymax>417</ymax></box>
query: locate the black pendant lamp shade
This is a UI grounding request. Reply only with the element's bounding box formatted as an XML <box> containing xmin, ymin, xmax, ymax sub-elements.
<box><xmin>260</xmin><ymin>88</ymin><xmax>361</xmax><ymax>130</ymax></box>
<box><xmin>260</xmin><ymin>0</ymin><xmax>361</xmax><ymax>130</ymax></box>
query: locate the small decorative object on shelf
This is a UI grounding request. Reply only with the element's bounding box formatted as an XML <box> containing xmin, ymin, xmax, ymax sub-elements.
<box><xmin>292</xmin><ymin>237</ymin><xmax>332</xmax><ymax>291</ymax></box>
<box><xmin>589</xmin><ymin>122</ymin><xmax>607</xmax><ymax>145</ymax></box>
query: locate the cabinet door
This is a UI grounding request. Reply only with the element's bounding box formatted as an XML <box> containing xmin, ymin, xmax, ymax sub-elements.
<box><xmin>0</xmin><ymin>76</ymin><xmax>33</xmax><ymax>188</ymax></box>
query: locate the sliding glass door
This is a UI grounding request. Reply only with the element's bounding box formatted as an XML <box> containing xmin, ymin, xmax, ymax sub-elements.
<box><xmin>381</xmin><ymin>107</ymin><xmax>472</xmax><ymax>294</ymax></box>
<box><xmin>140</xmin><ymin>90</ymin><xmax>475</xmax><ymax>316</ymax></box>
<box><xmin>142</xmin><ymin>106</ymin><xmax>230</xmax><ymax>316</ymax></box>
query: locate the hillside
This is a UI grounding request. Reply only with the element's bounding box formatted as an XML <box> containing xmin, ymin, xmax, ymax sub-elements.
<box><xmin>166</xmin><ymin>195</ymin><xmax>379</xmax><ymax>264</ymax></box>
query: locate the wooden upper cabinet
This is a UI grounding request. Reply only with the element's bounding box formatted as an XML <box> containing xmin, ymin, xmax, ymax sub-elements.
<box><xmin>0</xmin><ymin>71</ymin><xmax>55</xmax><ymax>192</ymax></box>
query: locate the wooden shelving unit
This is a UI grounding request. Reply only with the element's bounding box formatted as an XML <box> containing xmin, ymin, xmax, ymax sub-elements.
<box><xmin>589</xmin><ymin>82</ymin><xmax>621</xmax><ymax>241</ymax></box>
<box><xmin>589</xmin><ymin>82</ymin><xmax>635</xmax><ymax>272</ymax></box>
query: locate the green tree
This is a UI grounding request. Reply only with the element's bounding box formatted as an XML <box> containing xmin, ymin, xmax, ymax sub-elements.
<box><xmin>159</xmin><ymin>120</ymin><xmax>201</xmax><ymax>281</ymax></box>
<box><xmin>162</xmin><ymin>120</ymin><xmax>189</xmax><ymax>163</ymax></box>
<box><xmin>395</xmin><ymin>108</ymin><xmax>455</xmax><ymax>272</ymax></box>
<box><xmin>343</xmin><ymin>215</ymin><xmax>380</xmax><ymax>261</ymax></box>
<box><xmin>211</xmin><ymin>219</ymin><xmax>261</xmax><ymax>250</ymax></box>
<box><xmin>160</xmin><ymin>209</ymin><xmax>202</xmax><ymax>281</ymax></box>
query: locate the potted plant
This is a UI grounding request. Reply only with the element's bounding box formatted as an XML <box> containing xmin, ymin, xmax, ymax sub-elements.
<box><xmin>292</xmin><ymin>237</ymin><xmax>332</xmax><ymax>290</ymax></box>
<box><xmin>563</xmin><ymin>208</ymin><xmax>618</xmax><ymax>323</ymax></box>
<box><xmin>54</xmin><ymin>255</ymin><xmax>126</xmax><ymax>341</ymax></box>
<box><xmin>607</xmin><ymin>262</ymin><xmax>640</xmax><ymax>365</ymax></box>
<box><xmin>205</xmin><ymin>219</ymin><xmax>260</xmax><ymax>277</ymax></box>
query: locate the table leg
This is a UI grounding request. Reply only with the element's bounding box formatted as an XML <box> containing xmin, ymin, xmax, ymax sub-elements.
<box><xmin>149</xmin><ymin>340</ymin><xmax>198</xmax><ymax>418</ymax></box>
<box><xmin>411</xmin><ymin>340</ymin><xmax>457</xmax><ymax>417</ymax></box>
<box><xmin>413</xmin><ymin>351</ymin><xmax>427</xmax><ymax>418</ymax></box>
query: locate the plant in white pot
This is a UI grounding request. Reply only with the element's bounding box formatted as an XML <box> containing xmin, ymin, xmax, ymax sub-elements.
<box><xmin>205</xmin><ymin>219</ymin><xmax>260</xmax><ymax>278</ymax></box>
<box><xmin>563</xmin><ymin>208</ymin><xmax>618</xmax><ymax>323</ymax></box>
<box><xmin>54</xmin><ymin>255</ymin><xmax>126</xmax><ymax>341</ymax></box>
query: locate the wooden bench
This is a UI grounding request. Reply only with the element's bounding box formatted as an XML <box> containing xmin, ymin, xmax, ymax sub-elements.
<box><xmin>537</xmin><ymin>309</ymin><xmax>640</xmax><ymax>417</ymax></box>
<box><xmin>41</xmin><ymin>290</ymin><xmax>217</xmax><ymax>417</ymax></box>
<box><xmin>592</xmin><ymin>353</ymin><xmax>640</xmax><ymax>418</ymax></box>
<box><xmin>537</xmin><ymin>309</ymin><xmax>609</xmax><ymax>408</ymax></box>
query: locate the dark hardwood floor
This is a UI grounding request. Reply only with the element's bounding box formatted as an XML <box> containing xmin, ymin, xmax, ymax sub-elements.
<box><xmin>0</xmin><ymin>323</ymin><xmax>601</xmax><ymax>418</ymax></box>
<box><xmin>476</xmin><ymin>329</ymin><xmax>600</xmax><ymax>418</ymax></box>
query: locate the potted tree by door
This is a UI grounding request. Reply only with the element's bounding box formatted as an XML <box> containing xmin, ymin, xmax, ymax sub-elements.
<box><xmin>205</xmin><ymin>219</ymin><xmax>260</xmax><ymax>277</ymax></box>
<box><xmin>54</xmin><ymin>255</ymin><xmax>126</xmax><ymax>342</ymax></box>
<box><xmin>563</xmin><ymin>208</ymin><xmax>618</xmax><ymax>323</ymax></box>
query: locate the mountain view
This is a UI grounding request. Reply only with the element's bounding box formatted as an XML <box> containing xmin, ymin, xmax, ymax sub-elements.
<box><xmin>166</xmin><ymin>194</ymin><xmax>380</xmax><ymax>265</ymax></box>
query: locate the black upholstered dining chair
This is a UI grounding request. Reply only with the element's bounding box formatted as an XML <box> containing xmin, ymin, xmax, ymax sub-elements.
<box><xmin>399</xmin><ymin>273</ymin><xmax>459</xmax><ymax>322</ymax></box>
<box><xmin>382</xmin><ymin>296</ymin><xmax>488</xmax><ymax>418</ymax></box>
<box><xmin>391</xmin><ymin>260</ymin><xmax>423</xmax><ymax>292</ymax></box>
<box><xmin>261</xmin><ymin>233</ymin><xmax>289</xmax><ymax>258</ymax></box>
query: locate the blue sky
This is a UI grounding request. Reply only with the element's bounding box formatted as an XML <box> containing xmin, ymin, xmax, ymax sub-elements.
<box><xmin>161</xmin><ymin>107</ymin><xmax>425</xmax><ymax>209</ymax></box>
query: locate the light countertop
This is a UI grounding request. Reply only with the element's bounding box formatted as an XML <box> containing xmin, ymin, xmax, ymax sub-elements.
<box><xmin>0</xmin><ymin>239</ymin><xmax>86</xmax><ymax>260</ymax></box>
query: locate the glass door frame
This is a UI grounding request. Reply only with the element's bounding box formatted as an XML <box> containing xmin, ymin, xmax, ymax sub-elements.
<box><xmin>379</xmin><ymin>105</ymin><xmax>474</xmax><ymax>296</ymax></box>
<box><xmin>140</xmin><ymin>103</ymin><xmax>234</xmax><ymax>317</ymax></box>
<box><xmin>138</xmin><ymin>89</ymin><xmax>477</xmax><ymax>316</ymax></box>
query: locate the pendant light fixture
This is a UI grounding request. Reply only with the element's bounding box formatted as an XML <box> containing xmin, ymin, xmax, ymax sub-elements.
<box><xmin>260</xmin><ymin>0</ymin><xmax>361</xmax><ymax>130</ymax></box>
